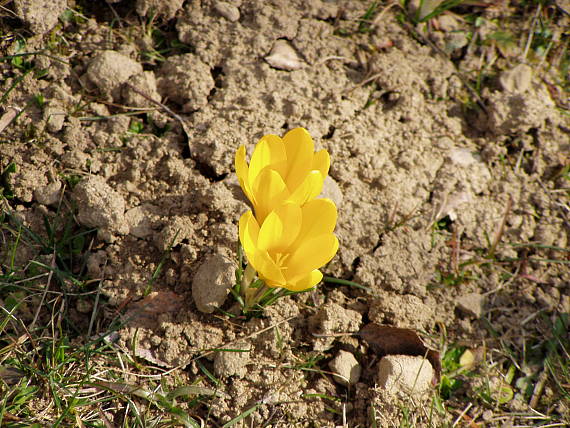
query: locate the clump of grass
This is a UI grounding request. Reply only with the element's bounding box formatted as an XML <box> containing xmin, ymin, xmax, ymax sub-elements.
<box><xmin>0</xmin><ymin>202</ymin><xmax>219</xmax><ymax>426</ymax></box>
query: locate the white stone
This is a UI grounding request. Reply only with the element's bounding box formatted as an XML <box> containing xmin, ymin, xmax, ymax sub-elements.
<box><xmin>377</xmin><ymin>355</ymin><xmax>433</xmax><ymax>396</ymax></box>
<box><xmin>192</xmin><ymin>253</ymin><xmax>235</xmax><ymax>313</ymax></box>
<box><xmin>500</xmin><ymin>64</ymin><xmax>532</xmax><ymax>94</ymax></box>
<box><xmin>329</xmin><ymin>350</ymin><xmax>361</xmax><ymax>386</ymax></box>
<box><xmin>321</xmin><ymin>176</ymin><xmax>344</xmax><ymax>208</ymax></box>
<box><xmin>265</xmin><ymin>40</ymin><xmax>305</xmax><ymax>71</ymax></box>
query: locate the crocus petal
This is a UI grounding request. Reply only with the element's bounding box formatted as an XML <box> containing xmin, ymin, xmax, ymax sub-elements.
<box><xmin>282</xmin><ymin>128</ymin><xmax>314</xmax><ymax>190</ymax></box>
<box><xmin>248</xmin><ymin>134</ymin><xmax>286</xmax><ymax>188</ymax></box>
<box><xmin>258</xmin><ymin>202</ymin><xmax>302</xmax><ymax>252</ymax></box>
<box><xmin>312</xmin><ymin>149</ymin><xmax>330</xmax><ymax>178</ymax></box>
<box><xmin>254</xmin><ymin>249</ymin><xmax>286</xmax><ymax>287</ymax></box>
<box><xmin>235</xmin><ymin>146</ymin><xmax>253</xmax><ymax>203</ymax></box>
<box><xmin>239</xmin><ymin>210</ymin><xmax>259</xmax><ymax>257</ymax></box>
<box><xmin>252</xmin><ymin>168</ymin><xmax>290</xmax><ymax>222</ymax></box>
<box><xmin>286</xmin><ymin>269</ymin><xmax>323</xmax><ymax>292</ymax></box>
<box><xmin>288</xmin><ymin>170</ymin><xmax>324</xmax><ymax>206</ymax></box>
<box><xmin>285</xmin><ymin>234</ymin><xmax>339</xmax><ymax>283</ymax></box>
<box><xmin>296</xmin><ymin>199</ymin><xmax>337</xmax><ymax>244</ymax></box>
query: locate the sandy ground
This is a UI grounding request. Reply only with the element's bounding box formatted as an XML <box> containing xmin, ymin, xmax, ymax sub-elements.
<box><xmin>1</xmin><ymin>0</ymin><xmax>569</xmax><ymax>426</ymax></box>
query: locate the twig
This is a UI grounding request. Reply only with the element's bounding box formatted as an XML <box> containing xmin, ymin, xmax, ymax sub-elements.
<box><xmin>398</xmin><ymin>18</ymin><xmax>488</xmax><ymax>114</ymax></box>
<box><xmin>30</xmin><ymin>252</ymin><xmax>57</xmax><ymax>331</ymax></box>
<box><xmin>488</xmin><ymin>195</ymin><xmax>512</xmax><ymax>259</ymax></box>
<box><xmin>529</xmin><ymin>368</ymin><xmax>548</xmax><ymax>408</ymax></box>
<box><xmin>124</xmin><ymin>83</ymin><xmax>191</xmax><ymax>143</ymax></box>
<box><xmin>0</xmin><ymin>107</ymin><xmax>20</xmax><ymax>134</ymax></box>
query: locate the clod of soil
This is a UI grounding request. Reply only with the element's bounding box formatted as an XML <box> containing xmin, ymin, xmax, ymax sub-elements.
<box><xmin>73</xmin><ymin>176</ymin><xmax>129</xmax><ymax>241</ymax></box>
<box><xmin>13</xmin><ymin>0</ymin><xmax>66</xmax><ymax>34</ymax></box>
<box><xmin>86</xmin><ymin>51</ymin><xmax>143</xmax><ymax>101</ymax></box>
<box><xmin>157</xmin><ymin>54</ymin><xmax>214</xmax><ymax>112</ymax></box>
<box><xmin>214</xmin><ymin>341</ymin><xmax>251</xmax><ymax>378</ymax></box>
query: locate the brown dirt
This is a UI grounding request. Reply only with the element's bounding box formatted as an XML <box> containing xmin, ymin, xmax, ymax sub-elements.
<box><xmin>1</xmin><ymin>0</ymin><xmax>569</xmax><ymax>426</ymax></box>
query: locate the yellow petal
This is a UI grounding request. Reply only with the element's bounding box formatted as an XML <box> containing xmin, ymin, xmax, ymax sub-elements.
<box><xmin>312</xmin><ymin>149</ymin><xmax>330</xmax><ymax>178</ymax></box>
<box><xmin>286</xmin><ymin>269</ymin><xmax>323</xmax><ymax>292</ymax></box>
<box><xmin>252</xmin><ymin>168</ymin><xmax>290</xmax><ymax>223</ymax></box>
<box><xmin>254</xmin><ymin>249</ymin><xmax>286</xmax><ymax>287</ymax></box>
<box><xmin>257</xmin><ymin>202</ymin><xmax>301</xmax><ymax>252</ymax></box>
<box><xmin>248</xmin><ymin>134</ymin><xmax>286</xmax><ymax>188</ymax></box>
<box><xmin>288</xmin><ymin>170</ymin><xmax>324</xmax><ymax>206</ymax></box>
<box><xmin>282</xmin><ymin>128</ymin><xmax>314</xmax><ymax>190</ymax></box>
<box><xmin>286</xmin><ymin>234</ymin><xmax>339</xmax><ymax>283</ymax></box>
<box><xmin>235</xmin><ymin>146</ymin><xmax>253</xmax><ymax>203</ymax></box>
<box><xmin>296</xmin><ymin>198</ymin><xmax>337</xmax><ymax>244</ymax></box>
<box><xmin>239</xmin><ymin>210</ymin><xmax>259</xmax><ymax>258</ymax></box>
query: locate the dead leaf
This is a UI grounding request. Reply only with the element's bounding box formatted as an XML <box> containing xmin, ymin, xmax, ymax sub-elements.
<box><xmin>124</xmin><ymin>291</ymin><xmax>185</xmax><ymax>328</ymax></box>
<box><xmin>359</xmin><ymin>323</ymin><xmax>441</xmax><ymax>383</ymax></box>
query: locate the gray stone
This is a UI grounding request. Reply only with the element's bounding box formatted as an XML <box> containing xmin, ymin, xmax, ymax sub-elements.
<box><xmin>377</xmin><ymin>355</ymin><xmax>433</xmax><ymax>396</ymax></box>
<box><xmin>192</xmin><ymin>253</ymin><xmax>236</xmax><ymax>313</ymax></box>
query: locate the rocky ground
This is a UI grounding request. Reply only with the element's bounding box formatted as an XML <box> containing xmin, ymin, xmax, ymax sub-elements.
<box><xmin>1</xmin><ymin>0</ymin><xmax>569</xmax><ymax>426</ymax></box>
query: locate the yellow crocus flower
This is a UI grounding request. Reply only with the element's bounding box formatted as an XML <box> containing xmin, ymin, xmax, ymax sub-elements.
<box><xmin>239</xmin><ymin>199</ymin><xmax>339</xmax><ymax>292</ymax></box>
<box><xmin>235</xmin><ymin>127</ymin><xmax>330</xmax><ymax>223</ymax></box>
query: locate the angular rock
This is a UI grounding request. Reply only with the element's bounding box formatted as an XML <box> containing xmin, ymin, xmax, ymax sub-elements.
<box><xmin>265</xmin><ymin>40</ymin><xmax>305</xmax><ymax>71</ymax></box>
<box><xmin>192</xmin><ymin>253</ymin><xmax>236</xmax><ymax>313</ymax></box>
<box><xmin>456</xmin><ymin>292</ymin><xmax>485</xmax><ymax>318</ymax></box>
<box><xmin>329</xmin><ymin>350</ymin><xmax>361</xmax><ymax>386</ymax></box>
<box><xmin>377</xmin><ymin>355</ymin><xmax>433</xmax><ymax>396</ymax></box>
